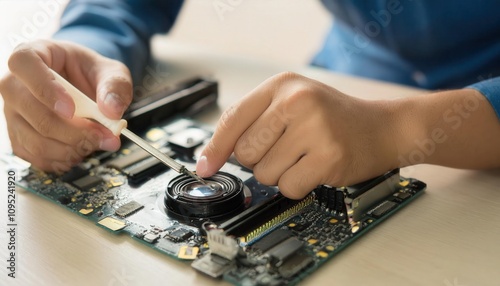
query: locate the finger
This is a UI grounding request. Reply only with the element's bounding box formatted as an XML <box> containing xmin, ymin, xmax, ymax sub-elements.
<box><xmin>4</xmin><ymin>76</ymin><xmax>117</xmax><ymax>149</ymax></box>
<box><xmin>278</xmin><ymin>154</ymin><xmax>325</xmax><ymax>200</ymax></box>
<box><xmin>233</xmin><ymin>100</ymin><xmax>287</xmax><ymax>168</ymax></box>
<box><xmin>92</xmin><ymin>60</ymin><xmax>133</xmax><ymax>119</ymax></box>
<box><xmin>251</xmin><ymin>128</ymin><xmax>308</xmax><ymax>186</ymax></box>
<box><xmin>8</xmin><ymin>42</ymin><xmax>75</xmax><ymax>119</ymax></box>
<box><xmin>196</xmin><ymin>76</ymin><xmax>281</xmax><ymax>177</ymax></box>
<box><xmin>11</xmin><ymin>90</ymin><xmax>99</xmax><ymax>147</ymax></box>
<box><xmin>12</xmin><ymin>144</ymin><xmax>73</xmax><ymax>172</ymax></box>
<box><xmin>59</xmin><ymin>43</ymin><xmax>133</xmax><ymax>116</ymax></box>
<box><xmin>9</xmin><ymin>113</ymin><xmax>89</xmax><ymax>163</ymax></box>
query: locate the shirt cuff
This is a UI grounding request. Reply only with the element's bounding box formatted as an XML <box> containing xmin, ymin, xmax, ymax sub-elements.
<box><xmin>468</xmin><ymin>77</ymin><xmax>500</xmax><ymax>120</ymax></box>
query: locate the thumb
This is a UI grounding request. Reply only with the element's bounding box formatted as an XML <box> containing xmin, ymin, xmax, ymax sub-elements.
<box><xmin>94</xmin><ymin>61</ymin><xmax>133</xmax><ymax>119</ymax></box>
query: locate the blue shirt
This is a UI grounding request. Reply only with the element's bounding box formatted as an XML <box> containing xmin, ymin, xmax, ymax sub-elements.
<box><xmin>53</xmin><ymin>0</ymin><xmax>500</xmax><ymax>120</ymax></box>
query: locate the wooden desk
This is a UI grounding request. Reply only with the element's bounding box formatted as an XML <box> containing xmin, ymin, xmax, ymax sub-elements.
<box><xmin>1</xmin><ymin>41</ymin><xmax>499</xmax><ymax>286</ymax></box>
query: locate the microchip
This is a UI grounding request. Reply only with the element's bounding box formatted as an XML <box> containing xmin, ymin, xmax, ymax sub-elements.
<box><xmin>266</xmin><ymin>237</ymin><xmax>304</xmax><ymax>266</ymax></box>
<box><xmin>72</xmin><ymin>175</ymin><xmax>103</xmax><ymax>191</ymax></box>
<box><xmin>278</xmin><ymin>251</ymin><xmax>314</xmax><ymax>278</ymax></box>
<box><xmin>115</xmin><ymin>201</ymin><xmax>144</xmax><ymax>218</ymax></box>
<box><xmin>253</xmin><ymin>229</ymin><xmax>292</xmax><ymax>252</ymax></box>
<box><xmin>61</xmin><ymin>166</ymin><xmax>89</xmax><ymax>182</ymax></box>
<box><xmin>370</xmin><ymin>200</ymin><xmax>398</xmax><ymax>218</ymax></box>
<box><xmin>393</xmin><ymin>192</ymin><xmax>411</xmax><ymax>202</ymax></box>
<box><xmin>165</xmin><ymin>228</ymin><xmax>194</xmax><ymax>242</ymax></box>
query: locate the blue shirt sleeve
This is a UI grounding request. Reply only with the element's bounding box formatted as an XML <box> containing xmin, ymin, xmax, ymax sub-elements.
<box><xmin>52</xmin><ymin>0</ymin><xmax>183</xmax><ymax>82</ymax></box>
<box><xmin>468</xmin><ymin>78</ymin><xmax>500</xmax><ymax>121</ymax></box>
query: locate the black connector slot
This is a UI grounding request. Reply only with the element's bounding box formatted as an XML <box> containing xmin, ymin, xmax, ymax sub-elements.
<box><xmin>125</xmin><ymin>151</ymin><xmax>174</xmax><ymax>187</ymax></box>
<box><xmin>219</xmin><ymin>193</ymin><xmax>314</xmax><ymax>243</ymax></box>
<box><xmin>346</xmin><ymin>169</ymin><xmax>400</xmax><ymax>199</ymax></box>
<box><xmin>345</xmin><ymin>169</ymin><xmax>400</xmax><ymax>221</ymax></box>
<box><xmin>124</xmin><ymin>78</ymin><xmax>218</xmax><ymax>133</ymax></box>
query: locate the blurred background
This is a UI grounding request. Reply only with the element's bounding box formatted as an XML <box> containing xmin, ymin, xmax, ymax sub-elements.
<box><xmin>0</xmin><ymin>0</ymin><xmax>331</xmax><ymax>153</ymax></box>
<box><xmin>0</xmin><ymin>0</ymin><xmax>331</xmax><ymax>75</ymax></box>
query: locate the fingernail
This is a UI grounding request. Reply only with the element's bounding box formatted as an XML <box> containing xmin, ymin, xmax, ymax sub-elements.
<box><xmin>54</xmin><ymin>100</ymin><xmax>73</xmax><ymax>119</ymax></box>
<box><xmin>104</xmin><ymin>93</ymin><xmax>126</xmax><ymax>116</ymax></box>
<box><xmin>196</xmin><ymin>155</ymin><xmax>208</xmax><ymax>177</ymax></box>
<box><xmin>99</xmin><ymin>137</ymin><xmax>119</xmax><ymax>151</ymax></box>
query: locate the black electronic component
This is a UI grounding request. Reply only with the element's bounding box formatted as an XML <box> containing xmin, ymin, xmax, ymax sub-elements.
<box><xmin>335</xmin><ymin>190</ymin><xmax>347</xmax><ymax>216</ymax></box>
<box><xmin>297</xmin><ymin>223</ymin><xmax>310</xmax><ymax>232</ymax></box>
<box><xmin>124</xmin><ymin>149</ymin><xmax>175</xmax><ymax>186</ymax></box>
<box><xmin>253</xmin><ymin>229</ymin><xmax>292</xmax><ymax>252</ymax></box>
<box><xmin>115</xmin><ymin>201</ymin><xmax>144</xmax><ymax>218</ymax></box>
<box><xmin>393</xmin><ymin>192</ymin><xmax>411</xmax><ymax>202</ymax></box>
<box><xmin>60</xmin><ymin>166</ymin><xmax>89</xmax><ymax>183</ymax></box>
<box><xmin>219</xmin><ymin>193</ymin><xmax>315</xmax><ymax>244</ymax></box>
<box><xmin>345</xmin><ymin>169</ymin><xmax>400</xmax><ymax>221</ymax></box>
<box><xmin>313</xmin><ymin>185</ymin><xmax>329</xmax><ymax>208</ymax></box>
<box><xmin>278</xmin><ymin>251</ymin><xmax>314</xmax><ymax>278</ymax></box>
<box><xmin>369</xmin><ymin>200</ymin><xmax>398</xmax><ymax>218</ymax></box>
<box><xmin>107</xmin><ymin>149</ymin><xmax>150</xmax><ymax>170</ymax></box>
<box><xmin>165</xmin><ymin>172</ymin><xmax>245</xmax><ymax>225</ymax></box>
<box><xmin>72</xmin><ymin>175</ymin><xmax>103</xmax><ymax>191</ymax></box>
<box><xmin>289</xmin><ymin>223</ymin><xmax>309</xmax><ymax>232</ymax></box>
<box><xmin>266</xmin><ymin>237</ymin><xmax>304</xmax><ymax>267</ymax></box>
<box><xmin>124</xmin><ymin>77</ymin><xmax>218</xmax><ymax>133</ymax></box>
<box><xmin>314</xmin><ymin>186</ymin><xmax>346</xmax><ymax>215</ymax></box>
<box><xmin>328</xmin><ymin>188</ymin><xmax>336</xmax><ymax>210</ymax></box>
<box><xmin>58</xmin><ymin>196</ymin><xmax>71</xmax><ymax>205</ymax></box>
<box><xmin>165</xmin><ymin>228</ymin><xmax>194</xmax><ymax>242</ymax></box>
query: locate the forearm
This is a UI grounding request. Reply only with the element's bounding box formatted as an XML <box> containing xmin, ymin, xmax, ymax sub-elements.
<box><xmin>390</xmin><ymin>89</ymin><xmax>500</xmax><ymax>169</ymax></box>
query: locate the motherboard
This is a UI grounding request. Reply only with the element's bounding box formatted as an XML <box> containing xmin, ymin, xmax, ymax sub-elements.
<box><xmin>13</xmin><ymin>78</ymin><xmax>426</xmax><ymax>285</ymax></box>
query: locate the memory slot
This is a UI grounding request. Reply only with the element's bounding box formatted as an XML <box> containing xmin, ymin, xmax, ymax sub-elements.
<box><xmin>219</xmin><ymin>193</ymin><xmax>315</xmax><ymax>245</ymax></box>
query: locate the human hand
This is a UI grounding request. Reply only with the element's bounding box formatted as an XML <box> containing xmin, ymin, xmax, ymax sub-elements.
<box><xmin>0</xmin><ymin>40</ymin><xmax>132</xmax><ymax>172</ymax></box>
<box><xmin>196</xmin><ymin>72</ymin><xmax>401</xmax><ymax>199</ymax></box>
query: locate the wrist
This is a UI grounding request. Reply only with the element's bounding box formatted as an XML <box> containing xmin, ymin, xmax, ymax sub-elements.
<box><xmin>376</xmin><ymin>96</ymin><xmax>429</xmax><ymax>168</ymax></box>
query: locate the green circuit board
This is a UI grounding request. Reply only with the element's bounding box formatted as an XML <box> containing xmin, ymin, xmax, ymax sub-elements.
<box><xmin>12</xmin><ymin>116</ymin><xmax>426</xmax><ymax>286</ymax></box>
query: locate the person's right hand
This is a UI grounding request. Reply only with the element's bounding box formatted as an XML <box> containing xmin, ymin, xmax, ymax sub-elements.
<box><xmin>0</xmin><ymin>40</ymin><xmax>133</xmax><ymax>172</ymax></box>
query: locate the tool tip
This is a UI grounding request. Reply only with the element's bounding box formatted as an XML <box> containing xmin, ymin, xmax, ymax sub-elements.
<box><xmin>184</xmin><ymin>169</ymin><xmax>207</xmax><ymax>184</ymax></box>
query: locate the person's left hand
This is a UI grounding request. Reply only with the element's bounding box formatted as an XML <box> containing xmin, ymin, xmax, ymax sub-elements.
<box><xmin>196</xmin><ymin>72</ymin><xmax>401</xmax><ymax>199</ymax></box>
